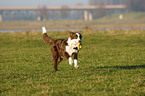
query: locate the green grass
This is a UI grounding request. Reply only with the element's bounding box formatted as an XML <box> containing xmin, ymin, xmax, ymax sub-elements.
<box><xmin>0</xmin><ymin>30</ymin><xmax>145</xmax><ymax>96</ymax></box>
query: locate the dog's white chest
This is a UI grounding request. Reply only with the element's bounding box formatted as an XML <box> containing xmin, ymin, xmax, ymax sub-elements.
<box><xmin>66</xmin><ymin>38</ymin><xmax>78</xmax><ymax>56</ymax></box>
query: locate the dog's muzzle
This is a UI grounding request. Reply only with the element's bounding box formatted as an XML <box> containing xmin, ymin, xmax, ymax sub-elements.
<box><xmin>73</xmin><ymin>40</ymin><xmax>82</xmax><ymax>51</ymax></box>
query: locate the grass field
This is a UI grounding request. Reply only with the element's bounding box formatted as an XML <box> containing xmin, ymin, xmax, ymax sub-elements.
<box><xmin>0</xmin><ymin>30</ymin><xmax>145</xmax><ymax>95</ymax></box>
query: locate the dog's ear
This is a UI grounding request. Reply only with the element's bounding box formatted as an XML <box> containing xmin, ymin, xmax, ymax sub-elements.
<box><xmin>68</xmin><ymin>31</ymin><xmax>75</xmax><ymax>36</ymax></box>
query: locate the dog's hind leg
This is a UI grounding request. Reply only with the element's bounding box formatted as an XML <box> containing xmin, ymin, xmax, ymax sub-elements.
<box><xmin>57</xmin><ymin>57</ymin><xmax>63</xmax><ymax>65</ymax></box>
<box><xmin>52</xmin><ymin>55</ymin><xmax>58</xmax><ymax>71</ymax></box>
<box><xmin>51</xmin><ymin>46</ymin><xmax>59</xmax><ymax>71</ymax></box>
<box><xmin>53</xmin><ymin>57</ymin><xmax>63</xmax><ymax>71</ymax></box>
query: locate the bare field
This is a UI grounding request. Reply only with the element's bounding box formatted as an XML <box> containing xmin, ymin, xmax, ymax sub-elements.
<box><xmin>0</xmin><ymin>12</ymin><xmax>145</xmax><ymax>31</ymax></box>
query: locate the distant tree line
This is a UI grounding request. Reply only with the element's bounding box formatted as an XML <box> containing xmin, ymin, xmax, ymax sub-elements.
<box><xmin>38</xmin><ymin>6</ymin><xmax>69</xmax><ymax>20</ymax></box>
<box><xmin>126</xmin><ymin>0</ymin><xmax>145</xmax><ymax>12</ymax></box>
<box><xmin>37</xmin><ymin>0</ymin><xmax>145</xmax><ymax>21</ymax></box>
<box><xmin>89</xmin><ymin>0</ymin><xmax>145</xmax><ymax>12</ymax></box>
<box><xmin>60</xmin><ymin>6</ymin><xmax>68</xmax><ymax>19</ymax></box>
<box><xmin>38</xmin><ymin>6</ymin><xmax>48</xmax><ymax>20</ymax></box>
<box><xmin>89</xmin><ymin>0</ymin><xmax>126</xmax><ymax>5</ymax></box>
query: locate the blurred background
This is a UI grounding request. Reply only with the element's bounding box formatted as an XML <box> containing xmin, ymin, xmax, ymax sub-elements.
<box><xmin>0</xmin><ymin>0</ymin><xmax>145</xmax><ymax>31</ymax></box>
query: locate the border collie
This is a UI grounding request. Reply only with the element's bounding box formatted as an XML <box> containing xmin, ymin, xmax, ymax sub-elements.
<box><xmin>42</xmin><ymin>27</ymin><xmax>82</xmax><ymax>71</ymax></box>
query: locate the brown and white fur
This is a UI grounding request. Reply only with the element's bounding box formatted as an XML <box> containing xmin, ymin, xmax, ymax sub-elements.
<box><xmin>42</xmin><ymin>27</ymin><xmax>82</xmax><ymax>71</ymax></box>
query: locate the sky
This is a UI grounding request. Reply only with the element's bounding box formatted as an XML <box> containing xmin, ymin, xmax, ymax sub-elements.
<box><xmin>0</xmin><ymin>0</ymin><xmax>89</xmax><ymax>7</ymax></box>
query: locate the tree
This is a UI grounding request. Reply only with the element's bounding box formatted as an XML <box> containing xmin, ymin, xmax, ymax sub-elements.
<box><xmin>60</xmin><ymin>6</ymin><xmax>68</xmax><ymax>19</ymax></box>
<box><xmin>38</xmin><ymin>6</ymin><xmax>48</xmax><ymax>21</ymax></box>
<box><xmin>94</xmin><ymin>1</ymin><xmax>106</xmax><ymax>19</ymax></box>
<box><xmin>126</xmin><ymin>0</ymin><xmax>145</xmax><ymax>12</ymax></box>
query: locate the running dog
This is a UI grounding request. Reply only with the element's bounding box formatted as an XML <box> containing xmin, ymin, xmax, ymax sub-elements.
<box><xmin>42</xmin><ymin>27</ymin><xmax>82</xmax><ymax>71</ymax></box>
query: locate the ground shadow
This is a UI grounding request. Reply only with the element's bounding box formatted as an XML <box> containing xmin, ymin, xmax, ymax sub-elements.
<box><xmin>97</xmin><ymin>64</ymin><xmax>145</xmax><ymax>70</ymax></box>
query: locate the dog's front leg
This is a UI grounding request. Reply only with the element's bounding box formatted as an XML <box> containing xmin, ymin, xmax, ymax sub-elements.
<box><xmin>69</xmin><ymin>57</ymin><xmax>73</xmax><ymax>66</ymax></box>
<box><xmin>73</xmin><ymin>53</ymin><xmax>79</xmax><ymax>69</ymax></box>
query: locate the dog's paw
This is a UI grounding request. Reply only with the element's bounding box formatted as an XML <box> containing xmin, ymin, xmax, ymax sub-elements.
<box><xmin>69</xmin><ymin>63</ymin><xmax>73</xmax><ymax>66</ymax></box>
<box><xmin>75</xmin><ymin>66</ymin><xmax>79</xmax><ymax>69</ymax></box>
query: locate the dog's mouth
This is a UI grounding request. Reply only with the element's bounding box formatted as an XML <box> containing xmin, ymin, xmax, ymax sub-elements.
<box><xmin>73</xmin><ymin>42</ymin><xmax>82</xmax><ymax>50</ymax></box>
<box><xmin>73</xmin><ymin>47</ymin><xmax>78</xmax><ymax>50</ymax></box>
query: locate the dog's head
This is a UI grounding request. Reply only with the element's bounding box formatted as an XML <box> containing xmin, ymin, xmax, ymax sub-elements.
<box><xmin>68</xmin><ymin>32</ymin><xmax>82</xmax><ymax>50</ymax></box>
<box><xmin>69</xmin><ymin>32</ymin><xmax>82</xmax><ymax>44</ymax></box>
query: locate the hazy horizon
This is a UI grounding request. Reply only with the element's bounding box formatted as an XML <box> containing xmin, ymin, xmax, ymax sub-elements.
<box><xmin>0</xmin><ymin>0</ymin><xmax>89</xmax><ymax>7</ymax></box>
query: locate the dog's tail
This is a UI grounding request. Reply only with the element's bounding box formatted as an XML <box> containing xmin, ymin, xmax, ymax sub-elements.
<box><xmin>42</xmin><ymin>26</ymin><xmax>54</xmax><ymax>45</ymax></box>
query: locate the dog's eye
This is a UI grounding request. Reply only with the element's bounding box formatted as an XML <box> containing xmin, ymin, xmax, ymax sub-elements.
<box><xmin>75</xmin><ymin>35</ymin><xmax>78</xmax><ymax>38</ymax></box>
